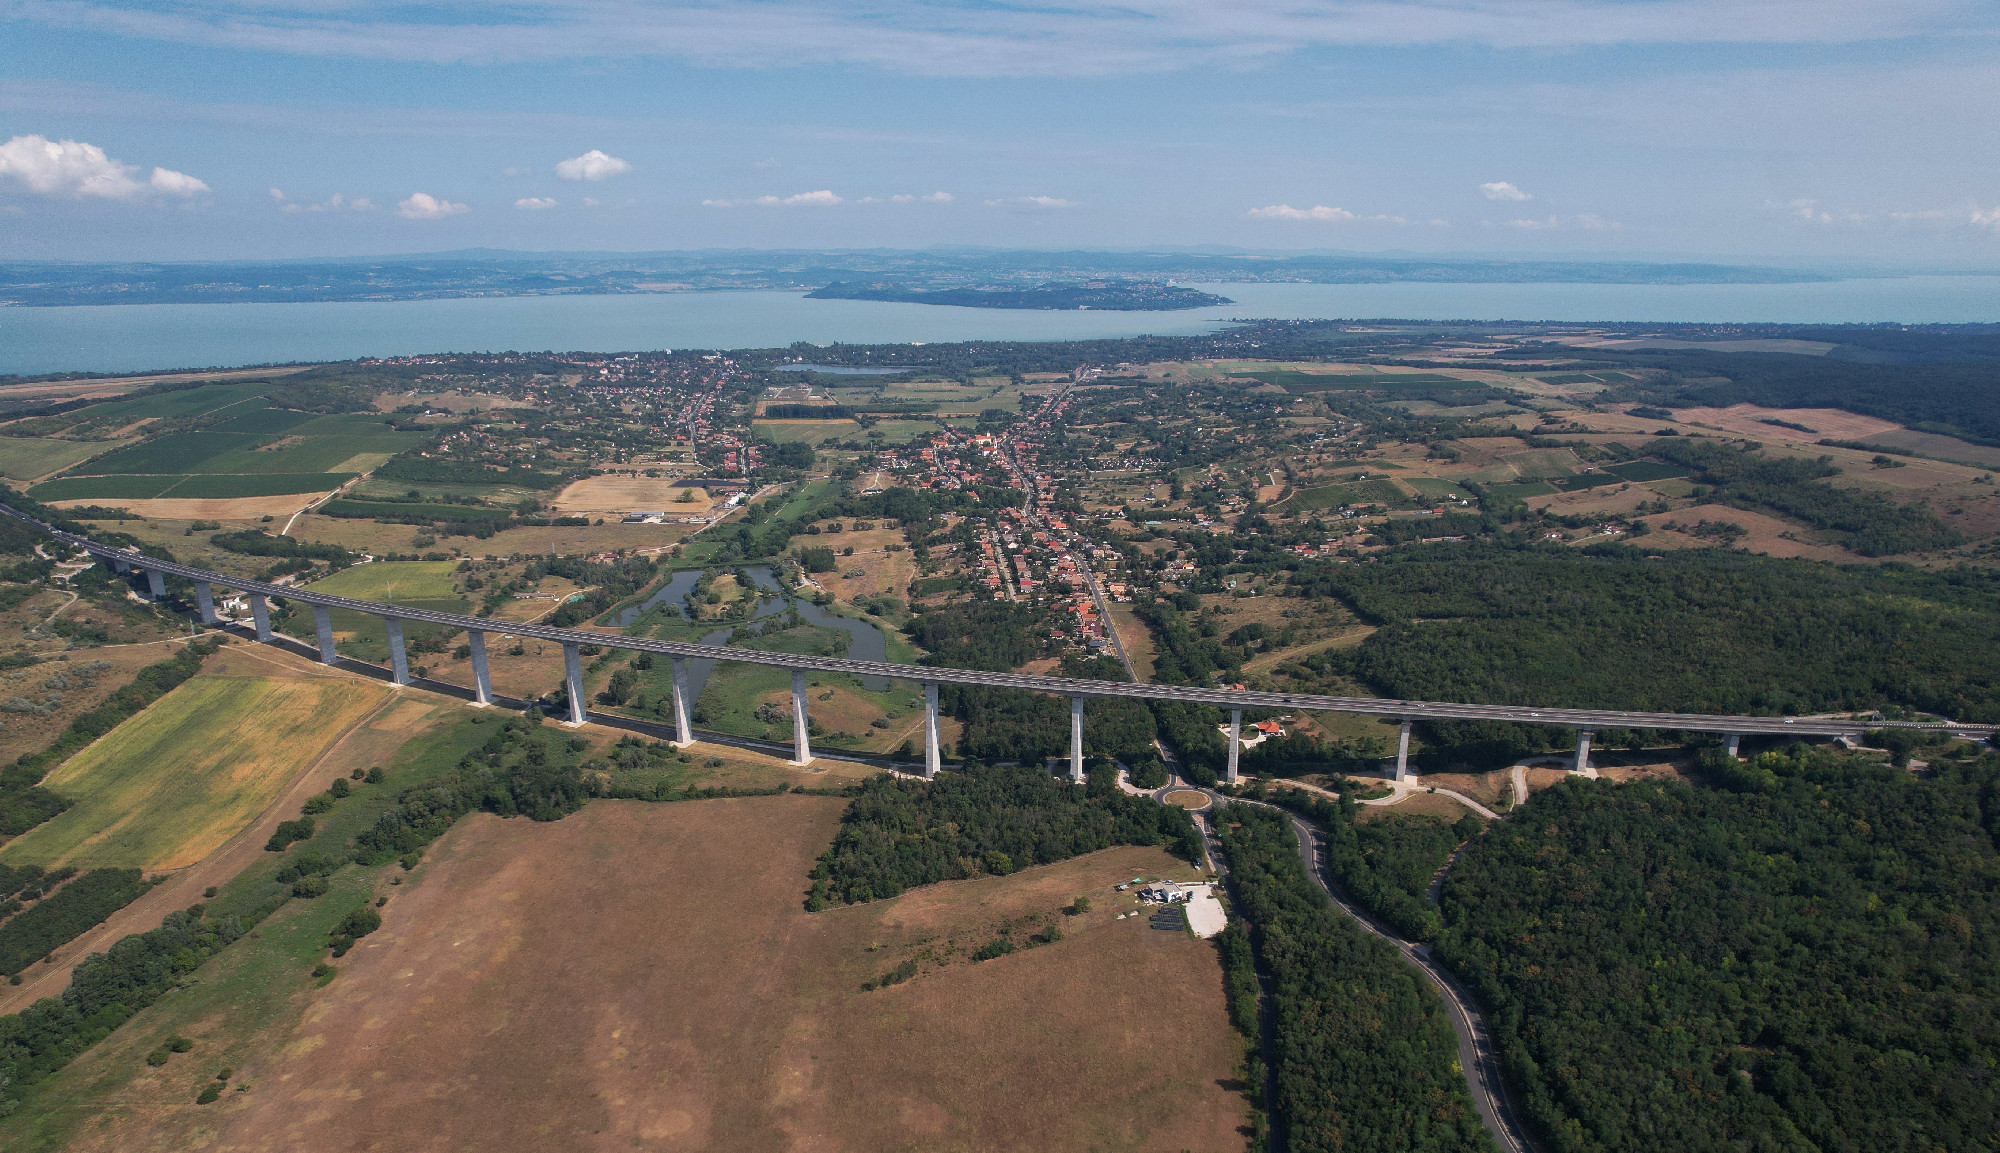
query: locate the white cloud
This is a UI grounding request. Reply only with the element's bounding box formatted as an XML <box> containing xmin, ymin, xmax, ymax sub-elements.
<box><xmin>555</xmin><ymin>149</ymin><xmax>631</xmax><ymax>180</ymax></box>
<box><xmin>700</xmin><ymin>198</ymin><xmax>735</xmax><ymax>207</ymax></box>
<box><xmin>0</xmin><ymin>134</ymin><xmax>206</xmax><ymax>201</ymax></box>
<box><xmin>1479</xmin><ymin>181</ymin><xmax>1531</xmax><ymax>201</ymax></box>
<box><xmin>582</xmin><ymin>196</ymin><xmax>601</xmax><ymax>207</ymax></box>
<box><xmin>1786</xmin><ymin>197</ymin><xmax>2000</xmax><ymax>232</ymax></box>
<box><xmin>1246</xmin><ymin>203</ymin><xmax>1415</xmax><ymax>223</ymax></box>
<box><xmin>1507</xmin><ymin>214</ymin><xmax>1619</xmax><ymax>230</ymax></box>
<box><xmin>750</xmin><ymin>189</ymin><xmax>842</xmax><ymax>206</ymax></box>
<box><xmin>1247</xmin><ymin>203</ymin><xmax>1355</xmax><ymax>221</ymax></box>
<box><xmin>514</xmin><ymin>196</ymin><xmax>559</xmax><ymax>210</ymax></box>
<box><xmin>984</xmin><ymin>195</ymin><xmax>1073</xmax><ymax>208</ymax></box>
<box><xmin>503</xmin><ymin>166</ymin><xmax>532</xmax><ymax>177</ymax></box>
<box><xmin>271</xmin><ymin>189</ymin><xmax>375</xmax><ymax>213</ymax></box>
<box><xmin>397</xmin><ymin>191</ymin><xmax>467</xmax><ymax>219</ymax></box>
<box><xmin>753</xmin><ymin>158</ymin><xmax>781</xmax><ymax>169</ymax></box>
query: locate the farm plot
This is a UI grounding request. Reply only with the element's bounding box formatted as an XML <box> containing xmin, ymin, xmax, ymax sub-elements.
<box><xmin>0</xmin><ymin>674</ymin><xmax>391</xmax><ymax>871</ymax></box>
<box><xmin>293</xmin><ymin>561</ymin><xmax>469</xmax><ymax>662</ymax></box>
<box><xmin>189</xmin><ymin>799</ymin><xmax>1244</xmax><ymax>1153</ymax></box>
<box><xmin>0</xmin><ymin>437</ymin><xmax>121</xmax><ymax>482</ymax></box>
<box><xmin>753</xmin><ymin>419</ymin><xmax>863</xmax><ymax>446</ymax></box>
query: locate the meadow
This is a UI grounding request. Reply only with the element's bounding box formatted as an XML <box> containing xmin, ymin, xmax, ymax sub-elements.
<box><xmin>165</xmin><ymin>800</ymin><xmax>1244</xmax><ymax>1152</ymax></box>
<box><xmin>0</xmin><ymin>675</ymin><xmax>390</xmax><ymax>871</ymax></box>
<box><xmin>0</xmin><ymin>438</ymin><xmax>122</xmax><ymax>482</ymax></box>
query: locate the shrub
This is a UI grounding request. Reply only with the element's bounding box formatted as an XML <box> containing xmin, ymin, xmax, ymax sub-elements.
<box><xmin>195</xmin><ymin>1082</ymin><xmax>221</xmax><ymax>1104</ymax></box>
<box><xmin>328</xmin><ymin>778</ymin><xmax>351</xmax><ymax>799</ymax></box>
<box><xmin>264</xmin><ymin>817</ymin><xmax>314</xmax><ymax>852</ymax></box>
<box><xmin>971</xmin><ymin>936</ymin><xmax>1016</xmax><ymax>962</ymax></box>
<box><xmin>301</xmin><ymin>795</ymin><xmax>334</xmax><ymax>815</ymax></box>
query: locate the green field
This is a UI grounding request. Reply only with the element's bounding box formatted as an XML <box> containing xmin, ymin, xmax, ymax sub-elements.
<box><xmin>1246</xmin><ymin>370</ymin><xmax>1480</xmax><ymax>393</ymax></box>
<box><xmin>0</xmin><ymin>438</ymin><xmax>121</xmax><ymax>482</ymax></box>
<box><xmin>305</xmin><ymin>560</ymin><xmax>461</xmax><ymax>601</ymax></box>
<box><xmin>0</xmin><ymin>711</ymin><xmax>492</xmax><ymax>1153</ymax></box>
<box><xmin>169</xmin><ymin>473</ymin><xmax>357</xmax><ymax>498</ymax></box>
<box><xmin>1606</xmin><ymin>460</ymin><xmax>1691</xmax><ymax>482</ymax></box>
<box><xmin>1405</xmin><ymin>477</ymin><xmax>1473</xmax><ymax>501</ymax></box>
<box><xmin>1285</xmin><ymin>479</ymin><xmax>1407</xmax><ymax>509</ymax></box>
<box><xmin>1486</xmin><ymin>481</ymin><xmax>1557</xmax><ymax>499</ymax></box>
<box><xmin>295</xmin><ymin>561</ymin><xmax>468</xmax><ymax>661</ymax></box>
<box><xmin>207</xmin><ymin>404</ymin><xmax>320</xmax><ymax>435</ymax></box>
<box><xmin>70</xmin><ymin>382</ymin><xmax>272</xmax><ymax>424</ymax></box>
<box><xmin>754</xmin><ymin>419</ymin><xmax>863</xmax><ymax>446</ymax></box>
<box><xmin>0</xmin><ymin>675</ymin><xmax>391</xmax><ymax>871</ymax></box>
<box><xmin>26</xmin><ymin>475</ymin><xmax>185</xmax><ymax>500</ymax></box>
<box><xmin>81</xmin><ymin>433</ymin><xmax>261</xmax><ymax>474</ymax></box>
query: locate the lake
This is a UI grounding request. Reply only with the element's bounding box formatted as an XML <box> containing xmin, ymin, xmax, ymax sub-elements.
<box><xmin>3</xmin><ymin>276</ymin><xmax>1998</xmax><ymax>375</ymax></box>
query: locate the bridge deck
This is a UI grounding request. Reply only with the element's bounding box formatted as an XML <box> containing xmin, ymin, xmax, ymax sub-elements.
<box><xmin>12</xmin><ymin>506</ymin><xmax>1992</xmax><ymax>740</ymax></box>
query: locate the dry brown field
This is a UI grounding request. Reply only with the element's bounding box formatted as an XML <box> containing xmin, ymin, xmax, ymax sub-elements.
<box><xmin>286</xmin><ymin>512</ymin><xmax>702</xmax><ymax>557</ymax></box>
<box><xmin>59</xmin><ymin>493</ymin><xmax>337</xmax><ymax>522</ymax></box>
<box><xmin>553</xmin><ymin>476</ymin><xmax>712</xmax><ymax>517</ymax></box>
<box><xmin>1673</xmin><ymin>404</ymin><xmax>1901</xmax><ymax>443</ymax></box>
<box><xmin>1359</xmin><ymin>791</ymin><xmax>1476</xmax><ymax>822</ymax></box>
<box><xmin>1407</xmin><ymin>769</ymin><xmax>1510</xmax><ymax>811</ymax></box>
<box><xmin>170</xmin><ymin>799</ymin><xmax>1245</xmax><ymax>1153</ymax></box>
<box><xmin>814</xmin><ymin>527</ymin><xmax>915</xmax><ymax>602</ymax></box>
<box><xmin>1628</xmin><ymin>504</ymin><xmax>1854</xmax><ymax>562</ymax></box>
<box><xmin>0</xmin><ymin>637</ymin><xmax>208</xmax><ymax>764</ymax></box>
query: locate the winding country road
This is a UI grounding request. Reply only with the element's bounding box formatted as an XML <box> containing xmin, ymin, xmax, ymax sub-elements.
<box><xmin>1195</xmin><ymin>783</ymin><xmax>1538</xmax><ymax>1153</ymax></box>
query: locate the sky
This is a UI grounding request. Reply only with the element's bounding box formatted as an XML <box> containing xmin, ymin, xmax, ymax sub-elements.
<box><xmin>1</xmin><ymin>0</ymin><xmax>1997</xmax><ymax>266</ymax></box>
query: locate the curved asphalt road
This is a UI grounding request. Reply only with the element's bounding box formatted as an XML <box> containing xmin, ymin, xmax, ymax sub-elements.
<box><xmin>1191</xmin><ymin>782</ymin><xmax>1537</xmax><ymax>1153</ymax></box>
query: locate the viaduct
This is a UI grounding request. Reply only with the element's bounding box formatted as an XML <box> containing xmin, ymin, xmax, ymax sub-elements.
<box><xmin>11</xmin><ymin>506</ymin><xmax>1994</xmax><ymax>779</ymax></box>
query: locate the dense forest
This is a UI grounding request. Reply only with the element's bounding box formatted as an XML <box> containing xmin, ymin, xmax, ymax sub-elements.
<box><xmin>1220</xmin><ymin>804</ymin><xmax>1493</xmax><ymax>1153</ymax></box>
<box><xmin>1438</xmin><ymin>748</ymin><xmax>2000</xmax><ymax>1153</ymax></box>
<box><xmin>806</xmin><ymin>764</ymin><xmax>1202</xmax><ymax>908</ymax></box>
<box><xmin>1290</xmin><ymin>544</ymin><xmax>2000</xmax><ymax>764</ymax></box>
<box><xmin>1230</xmin><ymin>783</ymin><xmax>1476</xmax><ymax>943</ymax></box>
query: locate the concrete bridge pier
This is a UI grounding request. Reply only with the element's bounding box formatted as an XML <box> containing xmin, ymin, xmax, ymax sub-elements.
<box><xmin>1724</xmin><ymin>733</ymin><xmax>1741</xmax><ymax>759</ymax></box>
<box><xmin>923</xmin><ymin>681</ymin><xmax>941</xmax><ymax>779</ymax></box>
<box><xmin>789</xmin><ymin>669</ymin><xmax>813</xmax><ymax>767</ymax></box>
<box><xmin>1226</xmin><ymin>708</ymin><xmax>1242</xmax><ymax>784</ymax></box>
<box><xmin>384</xmin><ymin>618</ymin><xmax>411</xmax><ymax>686</ymax></box>
<box><xmin>194</xmin><ymin>582</ymin><xmax>218</xmax><ymax>625</ymax></box>
<box><xmin>312</xmin><ymin>605</ymin><xmax>337</xmax><ymax>664</ymax></box>
<box><xmin>561</xmin><ymin>643</ymin><xmax>586</xmax><ymax>726</ymax></box>
<box><xmin>1069</xmin><ymin>695</ymin><xmax>1085</xmax><ymax>783</ymax></box>
<box><xmin>1574</xmin><ymin>730</ymin><xmax>1594</xmax><ymax>772</ymax></box>
<box><xmin>668</xmin><ymin>657</ymin><xmax>694</xmax><ymax>748</ymax></box>
<box><xmin>1395</xmin><ymin>720</ymin><xmax>1414</xmax><ymax>782</ymax></box>
<box><xmin>143</xmin><ymin>567</ymin><xmax>165</xmax><ymax>600</ymax></box>
<box><xmin>248</xmin><ymin>593</ymin><xmax>272</xmax><ymax>642</ymax></box>
<box><xmin>466</xmin><ymin>630</ymin><xmax>492</xmax><ymax>706</ymax></box>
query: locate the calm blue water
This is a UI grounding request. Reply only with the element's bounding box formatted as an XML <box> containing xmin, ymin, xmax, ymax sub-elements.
<box><xmin>620</xmin><ymin>564</ymin><xmax>893</xmax><ymax>699</ymax></box>
<box><xmin>4</xmin><ymin>277</ymin><xmax>1997</xmax><ymax>375</ymax></box>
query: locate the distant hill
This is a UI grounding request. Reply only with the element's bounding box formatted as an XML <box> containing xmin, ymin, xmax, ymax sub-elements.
<box><xmin>805</xmin><ymin>280</ymin><xmax>1233</xmax><ymax>311</ymax></box>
